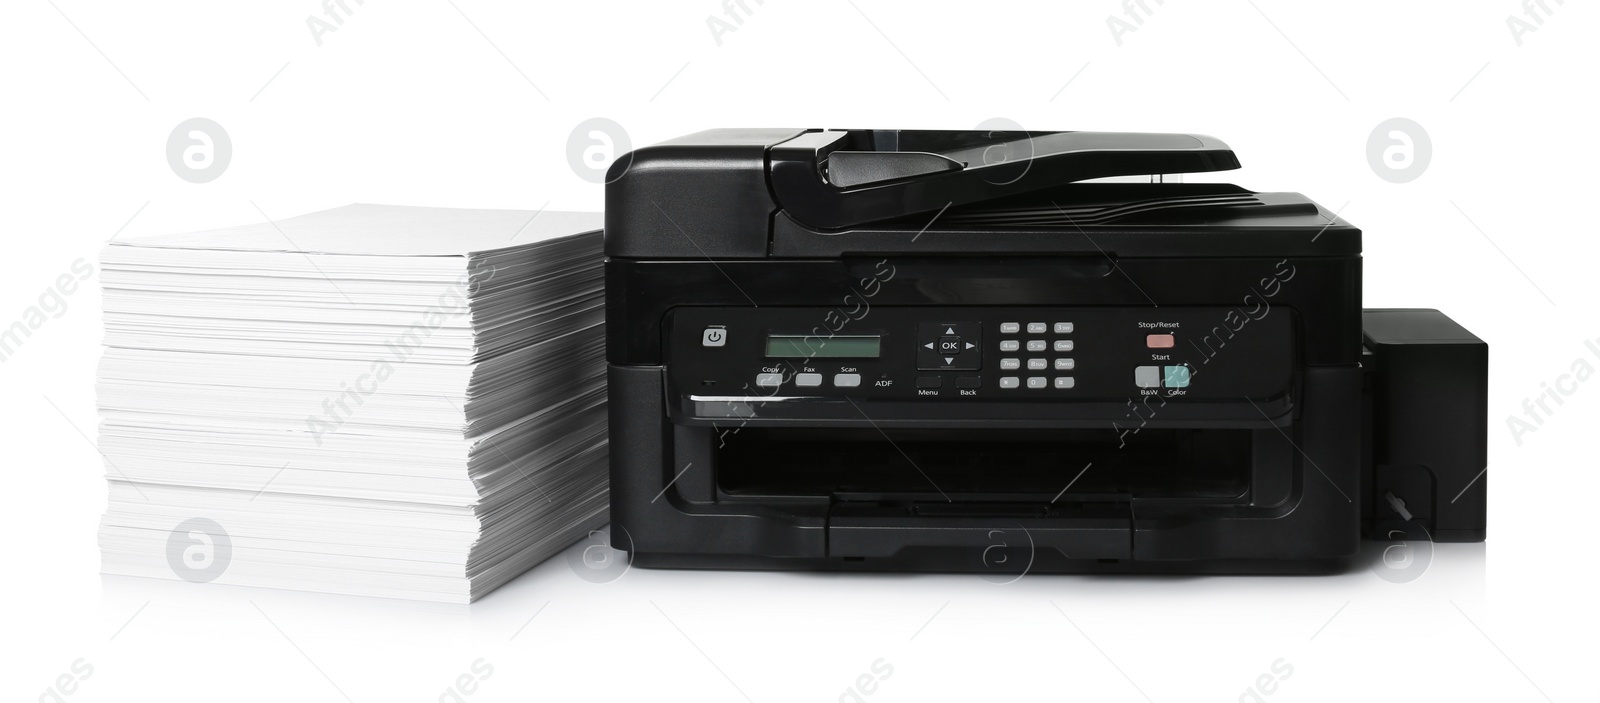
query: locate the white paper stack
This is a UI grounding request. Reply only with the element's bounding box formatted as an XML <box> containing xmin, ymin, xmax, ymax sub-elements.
<box><xmin>96</xmin><ymin>205</ymin><xmax>609</xmax><ymax>603</ymax></box>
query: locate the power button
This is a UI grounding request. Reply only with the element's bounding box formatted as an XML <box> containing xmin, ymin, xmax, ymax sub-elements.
<box><xmin>701</xmin><ymin>326</ymin><xmax>727</xmax><ymax>347</ymax></box>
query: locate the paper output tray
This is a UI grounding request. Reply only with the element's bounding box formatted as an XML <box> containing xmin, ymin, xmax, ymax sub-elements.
<box><xmin>827</xmin><ymin>503</ymin><xmax>1134</xmax><ymax>560</ymax></box>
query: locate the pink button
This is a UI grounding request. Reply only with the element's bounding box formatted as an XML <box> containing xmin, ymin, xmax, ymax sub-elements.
<box><xmin>1146</xmin><ymin>333</ymin><xmax>1175</xmax><ymax>348</ymax></box>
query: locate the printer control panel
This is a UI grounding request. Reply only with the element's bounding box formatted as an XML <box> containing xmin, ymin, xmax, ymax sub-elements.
<box><xmin>667</xmin><ymin>306</ymin><xmax>1293</xmax><ymax>402</ymax></box>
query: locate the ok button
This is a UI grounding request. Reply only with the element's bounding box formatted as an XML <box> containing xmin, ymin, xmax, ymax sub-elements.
<box><xmin>938</xmin><ymin>336</ymin><xmax>963</xmax><ymax>354</ymax></box>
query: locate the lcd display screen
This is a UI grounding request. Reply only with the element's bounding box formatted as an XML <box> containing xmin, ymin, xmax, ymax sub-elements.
<box><xmin>764</xmin><ymin>335</ymin><xmax>881</xmax><ymax>358</ymax></box>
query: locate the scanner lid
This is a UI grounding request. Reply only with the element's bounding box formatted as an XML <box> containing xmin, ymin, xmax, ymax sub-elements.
<box><xmin>602</xmin><ymin>128</ymin><xmax>1353</xmax><ymax>260</ymax></box>
<box><xmin>770</xmin><ymin>130</ymin><xmax>1241</xmax><ymax>229</ymax></box>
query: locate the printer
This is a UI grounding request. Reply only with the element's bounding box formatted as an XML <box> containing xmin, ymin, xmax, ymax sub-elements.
<box><xmin>602</xmin><ymin>128</ymin><xmax>1487</xmax><ymax>574</ymax></box>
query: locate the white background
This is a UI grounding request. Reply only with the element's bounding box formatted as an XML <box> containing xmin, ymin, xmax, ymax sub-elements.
<box><xmin>2</xmin><ymin>1</ymin><xmax>1597</xmax><ymax>701</ymax></box>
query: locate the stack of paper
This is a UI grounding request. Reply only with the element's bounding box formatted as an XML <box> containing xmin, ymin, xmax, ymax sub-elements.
<box><xmin>96</xmin><ymin>205</ymin><xmax>608</xmax><ymax>603</ymax></box>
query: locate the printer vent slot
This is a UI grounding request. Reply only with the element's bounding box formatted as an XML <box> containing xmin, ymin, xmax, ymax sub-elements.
<box><xmin>714</xmin><ymin>428</ymin><xmax>1251</xmax><ymax>504</ymax></box>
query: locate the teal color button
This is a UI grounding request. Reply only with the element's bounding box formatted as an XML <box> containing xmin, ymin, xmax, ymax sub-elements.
<box><xmin>1163</xmin><ymin>365</ymin><xmax>1191</xmax><ymax>388</ymax></box>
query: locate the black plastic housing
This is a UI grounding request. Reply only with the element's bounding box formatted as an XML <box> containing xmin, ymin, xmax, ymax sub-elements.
<box><xmin>1362</xmin><ymin>309</ymin><xmax>1489</xmax><ymax>542</ymax></box>
<box><xmin>603</xmin><ymin>129</ymin><xmax>1488</xmax><ymax>574</ymax></box>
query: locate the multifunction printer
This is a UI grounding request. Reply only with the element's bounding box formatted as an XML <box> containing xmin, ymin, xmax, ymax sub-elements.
<box><xmin>602</xmin><ymin>129</ymin><xmax>1487</xmax><ymax>574</ymax></box>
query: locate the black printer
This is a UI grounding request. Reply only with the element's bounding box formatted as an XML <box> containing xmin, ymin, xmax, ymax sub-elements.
<box><xmin>602</xmin><ymin>129</ymin><xmax>1487</xmax><ymax>574</ymax></box>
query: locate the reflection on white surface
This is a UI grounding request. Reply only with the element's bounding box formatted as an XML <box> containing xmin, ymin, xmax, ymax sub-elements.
<box><xmin>89</xmin><ymin>535</ymin><xmax>1500</xmax><ymax>701</ymax></box>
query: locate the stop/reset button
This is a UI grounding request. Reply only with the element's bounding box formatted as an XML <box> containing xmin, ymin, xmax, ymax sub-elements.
<box><xmin>1146</xmin><ymin>333</ymin><xmax>1175</xmax><ymax>348</ymax></box>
